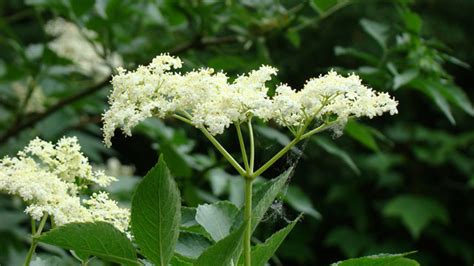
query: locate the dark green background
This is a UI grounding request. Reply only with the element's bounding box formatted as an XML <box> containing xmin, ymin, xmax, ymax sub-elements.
<box><xmin>0</xmin><ymin>0</ymin><xmax>473</xmax><ymax>265</ymax></box>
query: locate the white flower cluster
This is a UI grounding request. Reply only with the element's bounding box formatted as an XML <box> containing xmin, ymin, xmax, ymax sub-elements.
<box><xmin>45</xmin><ymin>18</ymin><xmax>122</xmax><ymax>79</ymax></box>
<box><xmin>0</xmin><ymin>137</ymin><xmax>129</xmax><ymax>234</ymax></box>
<box><xmin>102</xmin><ymin>54</ymin><xmax>398</xmax><ymax>146</ymax></box>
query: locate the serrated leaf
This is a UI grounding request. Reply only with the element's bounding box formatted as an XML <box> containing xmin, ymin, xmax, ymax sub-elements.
<box><xmin>131</xmin><ymin>156</ymin><xmax>181</xmax><ymax>266</ymax></box>
<box><xmin>285</xmin><ymin>186</ymin><xmax>321</xmax><ymax>219</ymax></box>
<box><xmin>383</xmin><ymin>195</ymin><xmax>449</xmax><ymax>238</ymax></box>
<box><xmin>360</xmin><ymin>19</ymin><xmax>389</xmax><ymax>49</ymax></box>
<box><xmin>331</xmin><ymin>252</ymin><xmax>419</xmax><ymax>266</ymax></box>
<box><xmin>196</xmin><ymin>201</ymin><xmax>239</xmax><ymax>242</ymax></box>
<box><xmin>251</xmin><ymin>215</ymin><xmax>302</xmax><ymax>266</ymax></box>
<box><xmin>194</xmin><ymin>222</ymin><xmax>247</xmax><ymax>266</ymax></box>
<box><xmin>314</xmin><ymin>137</ymin><xmax>360</xmax><ymax>174</ymax></box>
<box><xmin>38</xmin><ymin>222</ymin><xmax>138</xmax><ymax>265</ymax></box>
<box><xmin>345</xmin><ymin>120</ymin><xmax>379</xmax><ymax>152</ymax></box>
<box><xmin>175</xmin><ymin>232</ymin><xmax>211</xmax><ymax>260</ymax></box>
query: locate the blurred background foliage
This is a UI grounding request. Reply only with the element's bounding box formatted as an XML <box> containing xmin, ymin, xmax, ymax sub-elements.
<box><xmin>0</xmin><ymin>0</ymin><xmax>473</xmax><ymax>265</ymax></box>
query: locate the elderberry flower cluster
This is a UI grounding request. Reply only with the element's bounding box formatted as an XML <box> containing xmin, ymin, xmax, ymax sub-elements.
<box><xmin>0</xmin><ymin>137</ymin><xmax>129</xmax><ymax>234</ymax></box>
<box><xmin>102</xmin><ymin>54</ymin><xmax>398</xmax><ymax>146</ymax></box>
<box><xmin>45</xmin><ymin>18</ymin><xmax>122</xmax><ymax>79</ymax></box>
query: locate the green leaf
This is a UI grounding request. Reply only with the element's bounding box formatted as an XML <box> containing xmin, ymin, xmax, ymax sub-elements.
<box><xmin>331</xmin><ymin>252</ymin><xmax>419</xmax><ymax>266</ymax></box>
<box><xmin>131</xmin><ymin>156</ymin><xmax>181</xmax><ymax>266</ymax></box>
<box><xmin>38</xmin><ymin>222</ymin><xmax>138</xmax><ymax>265</ymax></box>
<box><xmin>360</xmin><ymin>19</ymin><xmax>389</xmax><ymax>49</ymax></box>
<box><xmin>284</xmin><ymin>186</ymin><xmax>321</xmax><ymax>219</ymax></box>
<box><xmin>251</xmin><ymin>215</ymin><xmax>302</xmax><ymax>266</ymax></box>
<box><xmin>195</xmin><ymin>201</ymin><xmax>239</xmax><ymax>242</ymax></box>
<box><xmin>175</xmin><ymin>232</ymin><xmax>211</xmax><ymax>260</ymax></box>
<box><xmin>410</xmin><ymin>78</ymin><xmax>456</xmax><ymax>123</ymax></box>
<box><xmin>383</xmin><ymin>195</ymin><xmax>449</xmax><ymax>238</ymax></box>
<box><xmin>436</xmin><ymin>83</ymin><xmax>474</xmax><ymax>116</ymax></box>
<box><xmin>325</xmin><ymin>226</ymin><xmax>372</xmax><ymax>258</ymax></box>
<box><xmin>344</xmin><ymin>120</ymin><xmax>379</xmax><ymax>152</ymax></box>
<box><xmin>334</xmin><ymin>46</ymin><xmax>380</xmax><ymax>66</ymax></box>
<box><xmin>69</xmin><ymin>0</ymin><xmax>95</xmax><ymax>16</ymax></box>
<box><xmin>314</xmin><ymin>137</ymin><xmax>360</xmax><ymax>174</ymax></box>
<box><xmin>393</xmin><ymin>69</ymin><xmax>419</xmax><ymax>90</ymax></box>
<box><xmin>194</xmin><ymin>223</ymin><xmax>247</xmax><ymax>266</ymax></box>
<box><xmin>207</xmin><ymin>168</ymin><xmax>231</xmax><ymax>196</ymax></box>
<box><xmin>401</xmin><ymin>10</ymin><xmax>422</xmax><ymax>34</ymax></box>
<box><xmin>161</xmin><ymin>142</ymin><xmax>192</xmax><ymax>177</ymax></box>
<box><xmin>311</xmin><ymin>0</ymin><xmax>339</xmax><ymax>13</ymax></box>
<box><xmin>286</xmin><ymin>30</ymin><xmax>301</xmax><ymax>48</ymax></box>
<box><xmin>230</xmin><ymin>170</ymin><xmax>293</xmax><ymax>263</ymax></box>
<box><xmin>255</xmin><ymin>125</ymin><xmax>291</xmax><ymax>146</ymax></box>
<box><xmin>248</xmin><ymin>168</ymin><xmax>293</xmax><ymax>232</ymax></box>
<box><xmin>170</xmin><ymin>256</ymin><xmax>193</xmax><ymax>266</ymax></box>
<box><xmin>30</xmin><ymin>255</ymin><xmax>75</xmax><ymax>266</ymax></box>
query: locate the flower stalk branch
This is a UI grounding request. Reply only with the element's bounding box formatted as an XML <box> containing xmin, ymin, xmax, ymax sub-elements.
<box><xmin>24</xmin><ymin>214</ymin><xmax>48</xmax><ymax>266</ymax></box>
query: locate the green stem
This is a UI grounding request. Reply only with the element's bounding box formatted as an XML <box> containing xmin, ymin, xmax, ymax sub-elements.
<box><xmin>252</xmin><ymin>137</ymin><xmax>301</xmax><ymax>178</ymax></box>
<box><xmin>300</xmin><ymin>120</ymin><xmax>336</xmax><ymax>140</ymax></box>
<box><xmin>172</xmin><ymin>114</ymin><xmax>193</xmax><ymax>125</ymax></box>
<box><xmin>24</xmin><ymin>214</ymin><xmax>48</xmax><ymax>266</ymax></box>
<box><xmin>236</xmin><ymin>123</ymin><xmax>250</xmax><ymax>173</ymax></box>
<box><xmin>248</xmin><ymin>119</ymin><xmax>255</xmax><ymax>174</ymax></box>
<box><xmin>199</xmin><ymin>127</ymin><xmax>247</xmax><ymax>176</ymax></box>
<box><xmin>243</xmin><ymin>177</ymin><xmax>253</xmax><ymax>266</ymax></box>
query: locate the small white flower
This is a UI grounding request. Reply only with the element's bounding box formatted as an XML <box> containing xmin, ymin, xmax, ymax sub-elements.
<box><xmin>102</xmin><ymin>55</ymin><xmax>398</xmax><ymax>146</ymax></box>
<box><xmin>0</xmin><ymin>137</ymin><xmax>129</xmax><ymax>234</ymax></box>
<box><xmin>45</xmin><ymin>18</ymin><xmax>122</xmax><ymax>80</ymax></box>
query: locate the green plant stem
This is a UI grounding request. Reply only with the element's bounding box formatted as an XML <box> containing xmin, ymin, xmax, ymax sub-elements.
<box><xmin>248</xmin><ymin>119</ymin><xmax>255</xmax><ymax>174</ymax></box>
<box><xmin>300</xmin><ymin>120</ymin><xmax>337</xmax><ymax>140</ymax></box>
<box><xmin>236</xmin><ymin>123</ymin><xmax>250</xmax><ymax>173</ymax></box>
<box><xmin>243</xmin><ymin>177</ymin><xmax>253</xmax><ymax>266</ymax></box>
<box><xmin>200</xmin><ymin>127</ymin><xmax>247</xmax><ymax>176</ymax></box>
<box><xmin>24</xmin><ymin>214</ymin><xmax>48</xmax><ymax>266</ymax></box>
<box><xmin>253</xmin><ymin>136</ymin><xmax>300</xmax><ymax>178</ymax></box>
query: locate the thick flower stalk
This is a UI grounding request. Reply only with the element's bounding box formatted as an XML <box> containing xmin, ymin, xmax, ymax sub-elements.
<box><xmin>102</xmin><ymin>54</ymin><xmax>398</xmax><ymax>266</ymax></box>
<box><xmin>0</xmin><ymin>137</ymin><xmax>130</xmax><ymax>265</ymax></box>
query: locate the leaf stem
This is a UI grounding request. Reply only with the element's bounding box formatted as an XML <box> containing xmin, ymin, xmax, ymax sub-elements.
<box><xmin>24</xmin><ymin>214</ymin><xmax>48</xmax><ymax>266</ymax></box>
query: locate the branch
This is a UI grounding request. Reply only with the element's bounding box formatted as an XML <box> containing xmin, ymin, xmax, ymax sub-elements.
<box><xmin>0</xmin><ymin>77</ymin><xmax>110</xmax><ymax>144</ymax></box>
<box><xmin>0</xmin><ymin>35</ymin><xmax>239</xmax><ymax>144</ymax></box>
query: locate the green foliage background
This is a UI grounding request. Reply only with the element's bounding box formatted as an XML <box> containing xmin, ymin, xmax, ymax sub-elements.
<box><xmin>0</xmin><ymin>0</ymin><xmax>473</xmax><ymax>265</ymax></box>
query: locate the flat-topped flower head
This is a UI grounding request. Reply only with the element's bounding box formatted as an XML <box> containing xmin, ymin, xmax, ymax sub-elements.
<box><xmin>102</xmin><ymin>55</ymin><xmax>398</xmax><ymax>146</ymax></box>
<box><xmin>0</xmin><ymin>137</ymin><xmax>129</xmax><ymax>234</ymax></box>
